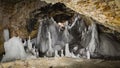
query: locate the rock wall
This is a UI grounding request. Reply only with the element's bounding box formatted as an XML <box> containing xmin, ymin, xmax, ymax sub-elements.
<box><xmin>42</xmin><ymin>0</ymin><xmax>120</xmax><ymax>32</ymax></box>
<box><xmin>0</xmin><ymin>0</ymin><xmax>47</xmax><ymax>55</ymax></box>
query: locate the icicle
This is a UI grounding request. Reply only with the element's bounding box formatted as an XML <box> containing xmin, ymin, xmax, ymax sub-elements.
<box><xmin>3</xmin><ymin>29</ymin><xmax>9</xmax><ymax>41</ymax></box>
<box><xmin>55</xmin><ymin>50</ymin><xmax>59</xmax><ymax>57</ymax></box>
<box><xmin>46</xmin><ymin>31</ymin><xmax>54</xmax><ymax>56</ymax></box>
<box><xmin>86</xmin><ymin>48</ymin><xmax>90</xmax><ymax>59</ymax></box>
<box><xmin>48</xmin><ymin>32</ymin><xmax>52</xmax><ymax>50</ymax></box>
<box><xmin>31</xmin><ymin>46</ymin><xmax>36</xmax><ymax>56</ymax></box>
<box><xmin>65</xmin><ymin>43</ymin><xmax>71</xmax><ymax>57</ymax></box>
<box><xmin>36</xmin><ymin>21</ymin><xmax>42</xmax><ymax>46</ymax></box>
<box><xmin>87</xmin><ymin>23</ymin><xmax>98</xmax><ymax>55</ymax></box>
<box><xmin>27</xmin><ymin>36</ymin><xmax>32</xmax><ymax>50</ymax></box>
<box><xmin>61</xmin><ymin>49</ymin><xmax>64</xmax><ymax>57</ymax></box>
<box><xmin>26</xmin><ymin>36</ymin><xmax>37</xmax><ymax>59</ymax></box>
<box><xmin>64</xmin><ymin>21</ymin><xmax>72</xmax><ymax>57</ymax></box>
<box><xmin>64</xmin><ymin>21</ymin><xmax>69</xmax><ymax>42</ymax></box>
<box><xmin>68</xmin><ymin>16</ymin><xmax>78</xmax><ymax>29</ymax></box>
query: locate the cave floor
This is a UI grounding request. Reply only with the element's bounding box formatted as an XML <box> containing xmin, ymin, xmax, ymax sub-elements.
<box><xmin>0</xmin><ymin>57</ymin><xmax>120</xmax><ymax>68</ymax></box>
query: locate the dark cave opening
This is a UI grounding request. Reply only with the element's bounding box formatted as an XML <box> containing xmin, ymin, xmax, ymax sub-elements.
<box><xmin>53</xmin><ymin>14</ymin><xmax>73</xmax><ymax>23</ymax></box>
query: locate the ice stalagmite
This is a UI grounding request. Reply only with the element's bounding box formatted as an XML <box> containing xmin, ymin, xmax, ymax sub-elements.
<box><xmin>65</xmin><ymin>44</ymin><xmax>71</xmax><ymax>57</ymax></box>
<box><xmin>55</xmin><ymin>50</ymin><xmax>59</xmax><ymax>57</ymax></box>
<box><xmin>26</xmin><ymin>36</ymin><xmax>39</xmax><ymax>59</ymax></box>
<box><xmin>3</xmin><ymin>29</ymin><xmax>9</xmax><ymax>41</ymax></box>
<box><xmin>61</xmin><ymin>49</ymin><xmax>64</xmax><ymax>57</ymax></box>
<box><xmin>27</xmin><ymin>36</ymin><xmax>32</xmax><ymax>50</ymax></box>
<box><xmin>71</xmin><ymin>52</ymin><xmax>76</xmax><ymax>58</ymax></box>
<box><xmin>86</xmin><ymin>48</ymin><xmax>90</xmax><ymax>59</ymax></box>
<box><xmin>2</xmin><ymin>37</ymin><xmax>27</xmax><ymax>62</ymax></box>
<box><xmin>63</xmin><ymin>21</ymin><xmax>72</xmax><ymax>57</ymax></box>
<box><xmin>46</xmin><ymin>31</ymin><xmax>54</xmax><ymax>57</ymax></box>
<box><xmin>38</xmin><ymin>22</ymin><xmax>47</xmax><ymax>54</ymax></box>
<box><xmin>87</xmin><ymin>23</ymin><xmax>99</xmax><ymax>56</ymax></box>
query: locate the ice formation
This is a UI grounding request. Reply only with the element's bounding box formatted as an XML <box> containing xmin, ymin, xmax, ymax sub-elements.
<box><xmin>46</xmin><ymin>31</ymin><xmax>54</xmax><ymax>56</ymax></box>
<box><xmin>2</xmin><ymin>3</ymin><xmax>120</xmax><ymax>61</ymax></box>
<box><xmin>65</xmin><ymin>44</ymin><xmax>71</xmax><ymax>57</ymax></box>
<box><xmin>3</xmin><ymin>29</ymin><xmax>9</xmax><ymax>41</ymax></box>
<box><xmin>55</xmin><ymin>50</ymin><xmax>59</xmax><ymax>57</ymax></box>
<box><xmin>87</xmin><ymin>23</ymin><xmax>98</xmax><ymax>55</ymax></box>
<box><xmin>1</xmin><ymin>36</ymin><xmax>39</xmax><ymax>62</ymax></box>
<box><xmin>2</xmin><ymin>37</ymin><xmax>27</xmax><ymax>62</ymax></box>
<box><xmin>27</xmin><ymin>36</ymin><xmax>33</xmax><ymax>51</ymax></box>
<box><xmin>61</xmin><ymin>49</ymin><xmax>64</xmax><ymax>57</ymax></box>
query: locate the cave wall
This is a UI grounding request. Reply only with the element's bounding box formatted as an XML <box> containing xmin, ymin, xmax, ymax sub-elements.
<box><xmin>42</xmin><ymin>0</ymin><xmax>120</xmax><ymax>32</ymax></box>
<box><xmin>0</xmin><ymin>0</ymin><xmax>47</xmax><ymax>55</ymax></box>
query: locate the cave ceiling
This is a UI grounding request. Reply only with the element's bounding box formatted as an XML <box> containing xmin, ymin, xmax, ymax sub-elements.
<box><xmin>0</xmin><ymin>0</ymin><xmax>120</xmax><ymax>32</ymax></box>
<box><xmin>1</xmin><ymin>0</ymin><xmax>24</xmax><ymax>4</ymax></box>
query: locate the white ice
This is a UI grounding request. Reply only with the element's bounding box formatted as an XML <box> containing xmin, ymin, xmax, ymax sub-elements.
<box><xmin>27</xmin><ymin>36</ymin><xmax>32</xmax><ymax>50</ymax></box>
<box><xmin>65</xmin><ymin>43</ymin><xmax>71</xmax><ymax>57</ymax></box>
<box><xmin>3</xmin><ymin>29</ymin><xmax>9</xmax><ymax>41</ymax></box>
<box><xmin>46</xmin><ymin>31</ymin><xmax>54</xmax><ymax>56</ymax></box>
<box><xmin>1</xmin><ymin>36</ymin><xmax>39</xmax><ymax>62</ymax></box>
<box><xmin>87</xmin><ymin>23</ymin><xmax>98</xmax><ymax>55</ymax></box>
<box><xmin>86</xmin><ymin>48</ymin><xmax>90</xmax><ymax>59</ymax></box>
<box><xmin>61</xmin><ymin>49</ymin><xmax>64</xmax><ymax>57</ymax></box>
<box><xmin>71</xmin><ymin>52</ymin><xmax>77</xmax><ymax>58</ymax></box>
<box><xmin>1</xmin><ymin>37</ymin><xmax>27</xmax><ymax>62</ymax></box>
<box><xmin>55</xmin><ymin>50</ymin><xmax>59</xmax><ymax>57</ymax></box>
